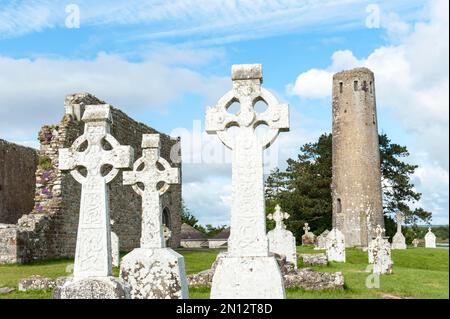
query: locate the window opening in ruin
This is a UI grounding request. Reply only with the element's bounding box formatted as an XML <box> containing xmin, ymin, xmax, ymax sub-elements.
<box><xmin>339</xmin><ymin>82</ymin><xmax>343</xmax><ymax>93</ymax></box>
<box><xmin>353</xmin><ymin>81</ymin><xmax>358</xmax><ymax>91</ymax></box>
<box><xmin>372</xmin><ymin>112</ymin><xmax>376</xmax><ymax>124</ymax></box>
<box><xmin>369</xmin><ymin>81</ymin><xmax>373</xmax><ymax>93</ymax></box>
<box><xmin>362</xmin><ymin>80</ymin><xmax>368</xmax><ymax>92</ymax></box>
<box><xmin>337</xmin><ymin>198</ymin><xmax>342</xmax><ymax>214</ymax></box>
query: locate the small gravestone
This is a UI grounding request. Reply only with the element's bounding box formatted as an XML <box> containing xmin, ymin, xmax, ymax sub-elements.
<box><xmin>56</xmin><ymin>104</ymin><xmax>133</xmax><ymax>299</ymax></box>
<box><xmin>425</xmin><ymin>227</ymin><xmax>436</xmax><ymax>248</ymax></box>
<box><xmin>301</xmin><ymin>223</ymin><xmax>316</xmax><ymax>246</ymax></box>
<box><xmin>314</xmin><ymin>230</ymin><xmax>330</xmax><ymax>250</ymax></box>
<box><xmin>120</xmin><ymin>134</ymin><xmax>188</xmax><ymax>299</ymax></box>
<box><xmin>206</xmin><ymin>64</ymin><xmax>288</xmax><ymax>299</ymax></box>
<box><xmin>391</xmin><ymin>212</ymin><xmax>406</xmax><ymax>250</ymax></box>
<box><xmin>412</xmin><ymin>238</ymin><xmax>420</xmax><ymax>247</ymax></box>
<box><xmin>267</xmin><ymin>205</ymin><xmax>297</xmax><ymax>268</ymax></box>
<box><xmin>111</xmin><ymin>220</ymin><xmax>120</xmax><ymax>267</ymax></box>
<box><xmin>325</xmin><ymin>228</ymin><xmax>346</xmax><ymax>262</ymax></box>
<box><xmin>368</xmin><ymin>225</ymin><xmax>393</xmax><ymax>274</ymax></box>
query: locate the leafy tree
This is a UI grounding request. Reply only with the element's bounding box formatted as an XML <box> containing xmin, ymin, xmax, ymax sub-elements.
<box><xmin>181</xmin><ymin>201</ymin><xmax>227</xmax><ymax>237</ymax></box>
<box><xmin>266</xmin><ymin>133</ymin><xmax>432</xmax><ymax>238</ymax></box>
<box><xmin>181</xmin><ymin>200</ymin><xmax>199</xmax><ymax>227</ymax></box>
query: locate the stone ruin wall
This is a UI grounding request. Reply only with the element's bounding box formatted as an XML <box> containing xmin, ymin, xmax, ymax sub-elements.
<box><xmin>0</xmin><ymin>140</ymin><xmax>38</xmax><ymax>263</ymax></box>
<box><xmin>0</xmin><ymin>139</ymin><xmax>38</xmax><ymax>224</ymax></box>
<box><xmin>331</xmin><ymin>67</ymin><xmax>385</xmax><ymax>248</ymax></box>
<box><xmin>3</xmin><ymin>93</ymin><xmax>181</xmax><ymax>263</ymax></box>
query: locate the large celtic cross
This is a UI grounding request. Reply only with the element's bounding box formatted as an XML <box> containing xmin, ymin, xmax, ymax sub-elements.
<box><xmin>395</xmin><ymin>212</ymin><xmax>404</xmax><ymax>233</ymax></box>
<box><xmin>123</xmin><ymin>134</ymin><xmax>179</xmax><ymax>249</ymax></box>
<box><xmin>59</xmin><ymin>104</ymin><xmax>133</xmax><ymax>279</ymax></box>
<box><xmin>206</xmin><ymin>64</ymin><xmax>289</xmax><ymax>257</ymax></box>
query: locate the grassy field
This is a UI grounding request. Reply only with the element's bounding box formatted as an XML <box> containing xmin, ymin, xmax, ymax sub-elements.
<box><xmin>0</xmin><ymin>246</ymin><xmax>448</xmax><ymax>299</ymax></box>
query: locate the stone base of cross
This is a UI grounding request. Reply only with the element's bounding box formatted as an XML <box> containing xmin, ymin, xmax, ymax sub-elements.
<box><xmin>391</xmin><ymin>232</ymin><xmax>407</xmax><ymax>250</ymax></box>
<box><xmin>206</xmin><ymin>64</ymin><xmax>287</xmax><ymax>299</ymax></box>
<box><xmin>119</xmin><ymin>134</ymin><xmax>188</xmax><ymax>299</ymax></box>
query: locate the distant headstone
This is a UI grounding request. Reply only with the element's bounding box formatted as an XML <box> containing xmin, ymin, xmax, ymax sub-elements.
<box><xmin>314</xmin><ymin>230</ymin><xmax>330</xmax><ymax>250</ymax></box>
<box><xmin>302</xmin><ymin>223</ymin><xmax>316</xmax><ymax>246</ymax></box>
<box><xmin>368</xmin><ymin>225</ymin><xmax>393</xmax><ymax>274</ymax></box>
<box><xmin>111</xmin><ymin>220</ymin><xmax>120</xmax><ymax>267</ymax></box>
<box><xmin>56</xmin><ymin>104</ymin><xmax>133</xmax><ymax>299</ymax></box>
<box><xmin>205</xmin><ymin>64</ymin><xmax>288</xmax><ymax>299</ymax></box>
<box><xmin>412</xmin><ymin>238</ymin><xmax>420</xmax><ymax>248</ymax></box>
<box><xmin>325</xmin><ymin>228</ymin><xmax>346</xmax><ymax>262</ymax></box>
<box><xmin>267</xmin><ymin>205</ymin><xmax>297</xmax><ymax>268</ymax></box>
<box><xmin>425</xmin><ymin>227</ymin><xmax>436</xmax><ymax>248</ymax></box>
<box><xmin>120</xmin><ymin>134</ymin><xmax>188</xmax><ymax>299</ymax></box>
<box><xmin>391</xmin><ymin>212</ymin><xmax>406</xmax><ymax>250</ymax></box>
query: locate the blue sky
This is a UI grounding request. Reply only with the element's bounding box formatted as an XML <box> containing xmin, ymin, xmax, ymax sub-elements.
<box><xmin>0</xmin><ymin>0</ymin><xmax>448</xmax><ymax>226</ymax></box>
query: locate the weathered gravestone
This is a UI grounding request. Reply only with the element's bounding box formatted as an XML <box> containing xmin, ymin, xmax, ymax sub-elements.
<box><xmin>111</xmin><ymin>220</ymin><xmax>120</xmax><ymax>267</ymax></box>
<box><xmin>55</xmin><ymin>104</ymin><xmax>133</xmax><ymax>299</ymax></box>
<box><xmin>267</xmin><ymin>205</ymin><xmax>297</xmax><ymax>268</ymax></box>
<box><xmin>120</xmin><ymin>134</ymin><xmax>188</xmax><ymax>299</ymax></box>
<box><xmin>205</xmin><ymin>64</ymin><xmax>288</xmax><ymax>299</ymax></box>
<box><xmin>425</xmin><ymin>227</ymin><xmax>436</xmax><ymax>248</ymax></box>
<box><xmin>391</xmin><ymin>212</ymin><xmax>406</xmax><ymax>250</ymax></box>
<box><xmin>368</xmin><ymin>225</ymin><xmax>393</xmax><ymax>274</ymax></box>
<box><xmin>412</xmin><ymin>238</ymin><xmax>420</xmax><ymax>247</ymax></box>
<box><xmin>325</xmin><ymin>228</ymin><xmax>346</xmax><ymax>262</ymax></box>
<box><xmin>302</xmin><ymin>223</ymin><xmax>316</xmax><ymax>246</ymax></box>
<box><xmin>314</xmin><ymin>229</ymin><xmax>330</xmax><ymax>250</ymax></box>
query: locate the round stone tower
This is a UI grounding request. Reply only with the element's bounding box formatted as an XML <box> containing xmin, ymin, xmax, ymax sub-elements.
<box><xmin>331</xmin><ymin>67</ymin><xmax>384</xmax><ymax>248</ymax></box>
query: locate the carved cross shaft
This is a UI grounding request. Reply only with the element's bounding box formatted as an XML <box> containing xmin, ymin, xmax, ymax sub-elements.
<box><xmin>59</xmin><ymin>105</ymin><xmax>133</xmax><ymax>279</ymax></box>
<box><xmin>123</xmin><ymin>134</ymin><xmax>179</xmax><ymax>249</ymax></box>
<box><xmin>395</xmin><ymin>212</ymin><xmax>404</xmax><ymax>233</ymax></box>
<box><xmin>206</xmin><ymin>64</ymin><xmax>289</xmax><ymax>257</ymax></box>
<box><xmin>268</xmin><ymin>205</ymin><xmax>289</xmax><ymax>230</ymax></box>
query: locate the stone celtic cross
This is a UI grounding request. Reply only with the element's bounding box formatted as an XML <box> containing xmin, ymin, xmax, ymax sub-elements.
<box><xmin>303</xmin><ymin>223</ymin><xmax>311</xmax><ymax>235</ymax></box>
<box><xmin>375</xmin><ymin>224</ymin><xmax>384</xmax><ymax>238</ymax></box>
<box><xmin>395</xmin><ymin>212</ymin><xmax>404</xmax><ymax>233</ymax></box>
<box><xmin>123</xmin><ymin>134</ymin><xmax>179</xmax><ymax>249</ymax></box>
<box><xmin>206</xmin><ymin>64</ymin><xmax>289</xmax><ymax>257</ymax></box>
<box><xmin>59</xmin><ymin>104</ymin><xmax>133</xmax><ymax>279</ymax></box>
<box><xmin>268</xmin><ymin>205</ymin><xmax>289</xmax><ymax>230</ymax></box>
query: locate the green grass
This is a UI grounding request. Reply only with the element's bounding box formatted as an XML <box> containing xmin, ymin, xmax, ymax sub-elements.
<box><xmin>1</xmin><ymin>247</ymin><xmax>448</xmax><ymax>299</ymax></box>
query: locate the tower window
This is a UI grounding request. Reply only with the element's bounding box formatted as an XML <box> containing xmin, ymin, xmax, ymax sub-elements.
<box><xmin>354</xmin><ymin>80</ymin><xmax>358</xmax><ymax>91</ymax></box>
<box><xmin>369</xmin><ymin>81</ymin><xmax>373</xmax><ymax>93</ymax></box>
<box><xmin>362</xmin><ymin>81</ymin><xmax>367</xmax><ymax>92</ymax></box>
<box><xmin>339</xmin><ymin>82</ymin><xmax>343</xmax><ymax>93</ymax></box>
<box><xmin>372</xmin><ymin>112</ymin><xmax>376</xmax><ymax>124</ymax></box>
<box><xmin>337</xmin><ymin>198</ymin><xmax>342</xmax><ymax>214</ymax></box>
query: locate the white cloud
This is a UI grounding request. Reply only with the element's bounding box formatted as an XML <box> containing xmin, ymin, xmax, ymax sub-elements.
<box><xmin>0</xmin><ymin>52</ymin><xmax>228</xmax><ymax>140</ymax></box>
<box><xmin>288</xmin><ymin>0</ymin><xmax>449</xmax><ymax>223</ymax></box>
<box><xmin>0</xmin><ymin>0</ymin><xmax>425</xmax><ymax>44</ymax></box>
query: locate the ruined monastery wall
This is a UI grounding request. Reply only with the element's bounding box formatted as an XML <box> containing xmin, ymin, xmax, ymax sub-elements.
<box><xmin>0</xmin><ymin>139</ymin><xmax>38</xmax><ymax>224</ymax></box>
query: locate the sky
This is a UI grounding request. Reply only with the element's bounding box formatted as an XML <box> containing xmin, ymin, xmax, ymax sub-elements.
<box><xmin>0</xmin><ymin>0</ymin><xmax>448</xmax><ymax>226</ymax></box>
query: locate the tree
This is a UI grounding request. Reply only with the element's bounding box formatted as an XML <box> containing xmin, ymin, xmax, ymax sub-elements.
<box><xmin>181</xmin><ymin>201</ymin><xmax>227</xmax><ymax>236</ymax></box>
<box><xmin>266</xmin><ymin>133</ymin><xmax>431</xmax><ymax>238</ymax></box>
<box><xmin>181</xmin><ymin>200</ymin><xmax>199</xmax><ymax>227</ymax></box>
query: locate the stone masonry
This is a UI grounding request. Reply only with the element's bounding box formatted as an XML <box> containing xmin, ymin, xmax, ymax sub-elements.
<box><xmin>331</xmin><ymin>68</ymin><xmax>385</xmax><ymax>247</ymax></box>
<box><xmin>0</xmin><ymin>93</ymin><xmax>182</xmax><ymax>264</ymax></box>
<box><xmin>0</xmin><ymin>139</ymin><xmax>38</xmax><ymax>224</ymax></box>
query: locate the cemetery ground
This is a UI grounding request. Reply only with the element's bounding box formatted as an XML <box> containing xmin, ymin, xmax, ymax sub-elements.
<box><xmin>0</xmin><ymin>247</ymin><xmax>448</xmax><ymax>299</ymax></box>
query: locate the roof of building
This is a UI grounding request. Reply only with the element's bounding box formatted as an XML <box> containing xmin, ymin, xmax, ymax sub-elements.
<box><xmin>210</xmin><ymin>227</ymin><xmax>231</xmax><ymax>240</ymax></box>
<box><xmin>180</xmin><ymin>223</ymin><xmax>208</xmax><ymax>240</ymax></box>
